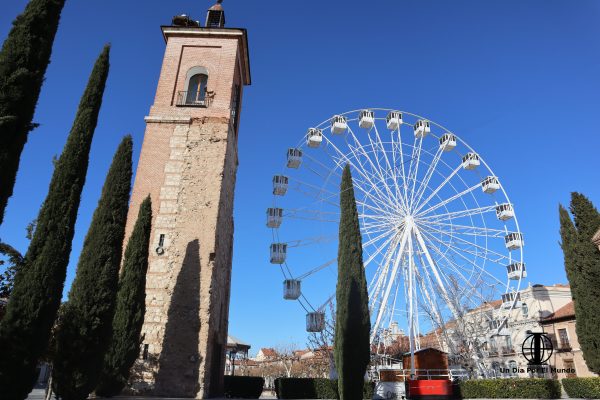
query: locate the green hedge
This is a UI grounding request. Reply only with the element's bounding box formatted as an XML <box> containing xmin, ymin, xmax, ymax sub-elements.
<box><xmin>224</xmin><ymin>376</ymin><xmax>265</xmax><ymax>398</ymax></box>
<box><xmin>274</xmin><ymin>377</ymin><xmax>374</xmax><ymax>399</ymax></box>
<box><xmin>562</xmin><ymin>377</ymin><xmax>600</xmax><ymax>399</ymax></box>
<box><xmin>458</xmin><ymin>378</ymin><xmax>561</xmax><ymax>399</ymax></box>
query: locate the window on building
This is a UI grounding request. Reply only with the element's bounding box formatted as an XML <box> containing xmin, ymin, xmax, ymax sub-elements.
<box><xmin>563</xmin><ymin>359</ymin><xmax>576</xmax><ymax>378</ymax></box>
<box><xmin>521</xmin><ymin>302</ymin><xmax>529</xmax><ymax>317</ymax></box>
<box><xmin>558</xmin><ymin>328</ymin><xmax>570</xmax><ymax>349</ymax></box>
<box><xmin>489</xmin><ymin>336</ymin><xmax>498</xmax><ymax>353</ymax></box>
<box><xmin>142</xmin><ymin>344</ymin><xmax>149</xmax><ymax>360</ymax></box>
<box><xmin>508</xmin><ymin>360</ymin><xmax>518</xmax><ymax>376</ymax></box>
<box><xmin>503</xmin><ymin>335</ymin><xmax>512</xmax><ymax>349</ymax></box>
<box><xmin>186</xmin><ymin>74</ymin><xmax>208</xmax><ymax>105</ymax></box>
<box><xmin>158</xmin><ymin>234</ymin><xmax>165</xmax><ymax>247</ymax></box>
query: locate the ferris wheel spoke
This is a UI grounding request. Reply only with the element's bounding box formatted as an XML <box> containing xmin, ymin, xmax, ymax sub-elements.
<box><xmin>373</xmin><ymin>124</ymin><xmax>407</xmax><ymax>211</ymax></box>
<box><xmin>355</xmin><ymin>198</ymin><xmax>397</xmax><ymax>219</ymax></box>
<box><xmin>302</xmin><ymin>151</ymin><xmax>343</xmax><ymax>182</ymax></box>
<box><xmin>370</xmin><ymin>125</ymin><xmax>409</xmax><ymax>214</ymax></box>
<box><xmin>387</xmin><ymin>275</ymin><xmax>403</xmax><ymax>328</ymax></box>
<box><xmin>420</xmin><ymin>204</ymin><xmax>497</xmax><ymax>223</ymax></box>
<box><xmin>345</xmin><ymin>126</ymin><xmax>402</xmax><ymax>210</ymax></box>
<box><xmin>416</xmin><ymin>183</ymin><xmax>481</xmax><ymax>217</ymax></box>
<box><xmin>285</xmin><ymin>208</ymin><xmax>340</xmax><ymax>223</ymax></box>
<box><xmin>360</xmin><ymin>212</ymin><xmax>396</xmax><ymax>223</ymax></box>
<box><xmin>413</xmin><ymin>165</ymin><xmax>463</xmax><ymax>214</ymax></box>
<box><xmin>362</xmin><ymin>217</ymin><xmax>394</xmax><ymax>229</ymax></box>
<box><xmin>285</xmin><ymin>236</ymin><xmax>337</xmax><ymax>248</ymax></box>
<box><xmin>392</xmin><ymin>127</ymin><xmax>410</xmax><ymax>209</ymax></box>
<box><xmin>353</xmin><ymin>180</ymin><xmax>397</xmax><ymax>215</ymax></box>
<box><xmin>368</xmin><ymin>232</ymin><xmax>402</xmax><ymax>296</ymax></box>
<box><xmin>412</xmin><ymin>225</ymin><xmax>460</xmax><ymax>320</ymax></box>
<box><xmin>323</xmin><ymin>135</ymin><xmax>399</xmax><ymax>215</ymax></box>
<box><xmin>289</xmin><ymin>182</ymin><xmax>340</xmax><ymax>208</ymax></box>
<box><xmin>369</xmin><ymin>238</ymin><xmax>398</xmax><ymax>315</ymax></box>
<box><xmin>362</xmin><ymin>223</ymin><xmax>395</xmax><ymax>239</ymax></box>
<box><xmin>296</xmin><ymin>259</ymin><xmax>337</xmax><ymax>280</ymax></box>
<box><xmin>414</xmin><ymin>252</ymin><xmax>447</xmax><ymax>334</ymax></box>
<box><xmin>371</xmin><ymin>228</ymin><xmax>410</xmax><ymax>342</ymax></box>
<box><xmin>412</xmin><ymin>145</ymin><xmax>445</xmax><ymax>209</ymax></box>
<box><xmin>419</xmin><ymin>223</ymin><xmax>510</xmax><ymax>264</ymax></box>
<box><xmin>364</xmin><ymin>230</ymin><xmax>400</xmax><ymax>269</ymax></box>
<box><xmin>419</xmin><ymin>229</ymin><xmax>509</xmax><ymax>288</ymax></box>
<box><xmin>420</xmin><ymin>221</ymin><xmax>507</xmax><ymax>238</ymax></box>
<box><xmin>406</xmin><ymin>229</ymin><xmax>418</xmax><ymax>359</ymax></box>
<box><xmin>416</xmin><ymin>235</ymin><xmax>488</xmax><ymax>303</ymax></box>
<box><xmin>407</xmin><ymin>137</ymin><xmax>425</xmax><ymax>209</ymax></box>
<box><xmin>363</xmin><ymin>227</ymin><xmax>398</xmax><ymax>248</ymax></box>
<box><xmin>292</xmin><ymin>178</ymin><xmax>338</xmax><ymax>198</ymax></box>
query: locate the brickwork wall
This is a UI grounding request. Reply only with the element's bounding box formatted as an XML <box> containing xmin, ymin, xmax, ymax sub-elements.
<box><xmin>123</xmin><ymin>27</ymin><xmax>246</xmax><ymax>398</ymax></box>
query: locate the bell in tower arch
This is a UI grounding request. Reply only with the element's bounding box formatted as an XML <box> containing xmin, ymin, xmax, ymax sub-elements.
<box><xmin>206</xmin><ymin>0</ymin><xmax>225</xmax><ymax>28</ymax></box>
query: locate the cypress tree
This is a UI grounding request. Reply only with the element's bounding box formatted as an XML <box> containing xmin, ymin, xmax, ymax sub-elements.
<box><xmin>52</xmin><ymin>136</ymin><xmax>133</xmax><ymax>400</ymax></box>
<box><xmin>559</xmin><ymin>205</ymin><xmax>578</xmax><ymax>294</ymax></box>
<box><xmin>96</xmin><ymin>196</ymin><xmax>152</xmax><ymax>397</ymax></box>
<box><xmin>0</xmin><ymin>0</ymin><xmax>66</xmax><ymax>225</ymax></box>
<box><xmin>559</xmin><ymin>193</ymin><xmax>600</xmax><ymax>373</ymax></box>
<box><xmin>0</xmin><ymin>45</ymin><xmax>110</xmax><ymax>399</ymax></box>
<box><xmin>334</xmin><ymin>165</ymin><xmax>371</xmax><ymax>400</ymax></box>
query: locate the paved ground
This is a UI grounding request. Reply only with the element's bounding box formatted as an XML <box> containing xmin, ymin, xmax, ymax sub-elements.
<box><xmin>26</xmin><ymin>389</ymin><xmax>45</xmax><ymax>399</ymax></box>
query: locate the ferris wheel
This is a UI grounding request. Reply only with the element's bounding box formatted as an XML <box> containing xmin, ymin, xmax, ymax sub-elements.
<box><xmin>266</xmin><ymin>108</ymin><xmax>526</xmax><ymax>359</ymax></box>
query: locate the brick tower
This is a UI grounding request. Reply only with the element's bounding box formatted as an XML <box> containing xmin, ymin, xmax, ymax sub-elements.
<box><xmin>123</xmin><ymin>1</ymin><xmax>250</xmax><ymax>397</ymax></box>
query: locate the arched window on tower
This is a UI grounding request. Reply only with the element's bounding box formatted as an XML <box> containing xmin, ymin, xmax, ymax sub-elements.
<box><xmin>178</xmin><ymin>66</ymin><xmax>211</xmax><ymax>107</ymax></box>
<box><xmin>186</xmin><ymin>73</ymin><xmax>208</xmax><ymax>105</ymax></box>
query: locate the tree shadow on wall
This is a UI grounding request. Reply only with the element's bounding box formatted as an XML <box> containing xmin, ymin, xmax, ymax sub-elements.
<box><xmin>154</xmin><ymin>239</ymin><xmax>201</xmax><ymax>397</ymax></box>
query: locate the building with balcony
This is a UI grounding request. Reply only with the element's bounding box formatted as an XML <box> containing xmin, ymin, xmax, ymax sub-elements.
<box><xmin>541</xmin><ymin>301</ymin><xmax>596</xmax><ymax>379</ymax></box>
<box><xmin>439</xmin><ymin>283</ymin><xmax>572</xmax><ymax>378</ymax></box>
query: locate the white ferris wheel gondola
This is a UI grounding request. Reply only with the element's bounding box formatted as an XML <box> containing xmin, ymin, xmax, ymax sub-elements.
<box><xmin>266</xmin><ymin>108</ymin><xmax>526</xmax><ymax>376</ymax></box>
<box><xmin>501</xmin><ymin>292</ymin><xmax>522</xmax><ymax>309</ymax></box>
<box><xmin>358</xmin><ymin>109</ymin><xmax>375</xmax><ymax>129</ymax></box>
<box><xmin>306</xmin><ymin>311</ymin><xmax>326</xmax><ymax>332</ymax></box>
<box><xmin>507</xmin><ymin>262</ymin><xmax>526</xmax><ymax>280</ymax></box>
<box><xmin>481</xmin><ymin>176</ymin><xmax>501</xmax><ymax>194</ymax></box>
<box><xmin>287</xmin><ymin>148</ymin><xmax>303</xmax><ymax>169</ymax></box>
<box><xmin>439</xmin><ymin>133</ymin><xmax>457</xmax><ymax>152</ymax></box>
<box><xmin>266</xmin><ymin>207</ymin><xmax>283</xmax><ymax>228</ymax></box>
<box><xmin>283</xmin><ymin>279</ymin><xmax>302</xmax><ymax>300</ymax></box>
<box><xmin>331</xmin><ymin>115</ymin><xmax>348</xmax><ymax>134</ymax></box>
<box><xmin>505</xmin><ymin>232</ymin><xmax>524</xmax><ymax>250</ymax></box>
<box><xmin>306</xmin><ymin>128</ymin><xmax>323</xmax><ymax>148</ymax></box>
<box><xmin>270</xmin><ymin>243</ymin><xmax>287</xmax><ymax>264</ymax></box>
<box><xmin>413</xmin><ymin>119</ymin><xmax>431</xmax><ymax>138</ymax></box>
<box><xmin>272</xmin><ymin>175</ymin><xmax>288</xmax><ymax>196</ymax></box>
<box><xmin>496</xmin><ymin>203</ymin><xmax>514</xmax><ymax>221</ymax></box>
<box><xmin>386</xmin><ymin>111</ymin><xmax>402</xmax><ymax>130</ymax></box>
<box><xmin>462</xmin><ymin>152</ymin><xmax>480</xmax><ymax>170</ymax></box>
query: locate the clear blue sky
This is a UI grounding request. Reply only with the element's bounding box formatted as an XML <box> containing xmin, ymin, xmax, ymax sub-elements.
<box><xmin>1</xmin><ymin>0</ymin><xmax>599</xmax><ymax>355</ymax></box>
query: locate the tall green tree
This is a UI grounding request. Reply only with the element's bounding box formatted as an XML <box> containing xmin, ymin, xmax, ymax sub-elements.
<box><xmin>52</xmin><ymin>136</ymin><xmax>133</xmax><ymax>400</ymax></box>
<box><xmin>0</xmin><ymin>242</ymin><xmax>24</xmax><ymax>300</ymax></box>
<box><xmin>0</xmin><ymin>45</ymin><xmax>110</xmax><ymax>399</ymax></box>
<box><xmin>96</xmin><ymin>196</ymin><xmax>153</xmax><ymax>397</ymax></box>
<box><xmin>334</xmin><ymin>165</ymin><xmax>371</xmax><ymax>400</ymax></box>
<box><xmin>559</xmin><ymin>193</ymin><xmax>600</xmax><ymax>374</ymax></box>
<box><xmin>0</xmin><ymin>0</ymin><xmax>66</xmax><ymax>225</ymax></box>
